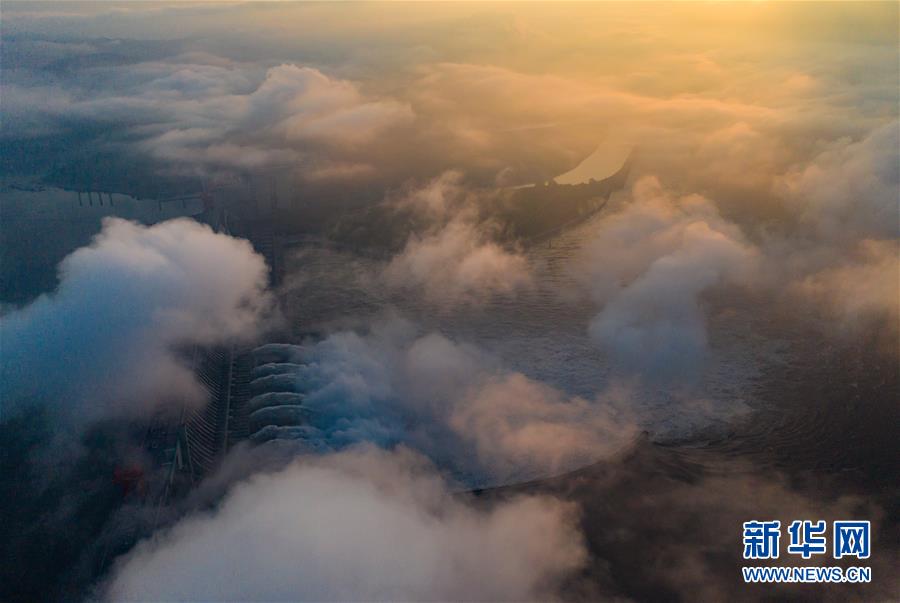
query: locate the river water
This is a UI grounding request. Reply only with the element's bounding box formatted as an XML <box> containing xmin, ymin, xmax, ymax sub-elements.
<box><xmin>278</xmin><ymin>195</ymin><xmax>898</xmax><ymax>490</ymax></box>
<box><xmin>276</xmin><ymin>200</ymin><xmax>899</xmax><ymax>600</ymax></box>
<box><xmin>280</xmin><ymin>202</ymin><xmax>792</xmax><ymax>452</ymax></box>
<box><xmin>0</xmin><ymin>185</ymin><xmax>204</xmax><ymax>303</ymax></box>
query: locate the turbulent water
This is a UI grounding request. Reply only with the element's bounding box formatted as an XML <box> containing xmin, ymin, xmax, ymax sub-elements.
<box><xmin>279</xmin><ymin>200</ymin><xmax>898</xmax><ymax>496</ymax></box>
<box><xmin>282</xmin><ymin>205</ymin><xmax>778</xmax><ymax>447</ymax></box>
<box><xmin>272</xmin><ymin>203</ymin><xmax>898</xmax><ymax>602</ymax></box>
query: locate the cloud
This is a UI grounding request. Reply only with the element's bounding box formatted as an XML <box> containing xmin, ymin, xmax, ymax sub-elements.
<box><xmin>405</xmin><ymin>61</ymin><xmax>790</xmax><ymax>192</ymax></box>
<box><xmin>780</xmin><ymin>121</ymin><xmax>899</xmax><ymax>242</ymax></box>
<box><xmin>572</xmin><ymin>123</ymin><xmax>897</xmax><ymax>378</ymax></box>
<box><xmin>388</xmin><ymin>170</ymin><xmax>468</xmax><ymax>223</ymax></box>
<box><xmin>765</xmin><ymin>121</ymin><xmax>900</xmax><ymax>332</ymax></box>
<box><xmin>576</xmin><ymin>177</ymin><xmax>758</xmax><ymax>380</ymax></box>
<box><xmin>792</xmin><ymin>239</ymin><xmax>899</xmax><ymax>334</ymax></box>
<box><xmin>247</xmin><ymin>318</ymin><xmax>638</xmax><ymax>484</ymax></box>
<box><xmin>1</xmin><ymin>6</ymin><xmax>897</xmax><ymax>601</ymax></box>
<box><xmin>384</xmin><ymin>220</ymin><xmax>532</xmax><ymax>307</ymax></box>
<box><xmin>380</xmin><ymin>172</ymin><xmax>533</xmax><ymax>307</ymax></box>
<box><xmin>103</xmin><ymin>446</ymin><xmax>586</xmax><ymax>602</ymax></box>
<box><xmin>0</xmin><ymin>217</ymin><xmax>275</xmax><ymax>602</ymax></box>
<box><xmin>451</xmin><ymin>375</ymin><xmax>637</xmax><ymax>482</ymax></box>
<box><xmin>135</xmin><ymin>64</ymin><xmax>413</xmax><ymax>174</ymax></box>
<box><xmin>2</xmin><ymin>60</ymin><xmax>412</xmax><ymax>179</ymax></box>
<box><xmin>235</xmin><ymin>64</ymin><xmax>412</xmax><ymax>146</ymax></box>
<box><xmin>0</xmin><ymin>218</ymin><xmax>274</xmax><ymax>425</ymax></box>
<box><xmin>5</xmin><ymin>4</ymin><xmax>896</xmax><ymax>201</ymax></box>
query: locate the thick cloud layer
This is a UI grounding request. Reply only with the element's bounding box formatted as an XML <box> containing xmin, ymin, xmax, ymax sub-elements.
<box><xmin>0</xmin><ymin>218</ymin><xmax>273</xmax><ymax>424</ymax></box>
<box><xmin>2</xmin><ymin>57</ymin><xmax>411</xmax><ymax>182</ymax></box>
<box><xmin>135</xmin><ymin>64</ymin><xmax>412</xmax><ymax>176</ymax></box>
<box><xmin>104</xmin><ymin>447</ymin><xmax>586</xmax><ymax>602</ymax></box>
<box><xmin>3</xmin><ymin>2</ymin><xmax>896</xmax><ymax>197</ymax></box>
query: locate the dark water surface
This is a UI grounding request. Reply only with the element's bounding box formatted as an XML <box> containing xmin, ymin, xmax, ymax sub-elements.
<box><xmin>280</xmin><ymin>209</ymin><xmax>899</xmax><ymax>601</ymax></box>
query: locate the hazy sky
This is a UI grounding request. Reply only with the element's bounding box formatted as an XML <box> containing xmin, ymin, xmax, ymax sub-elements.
<box><xmin>3</xmin><ymin>2</ymin><xmax>896</xmax><ymax>195</ymax></box>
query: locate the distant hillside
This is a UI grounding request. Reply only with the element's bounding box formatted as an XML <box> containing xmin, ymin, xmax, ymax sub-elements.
<box><xmin>488</xmin><ymin>153</ymin><xmax>633</xmax><ymax>244</ymax></box>
<box><xmin>329</xmin><ymin>153</ymin><xmax>633</xmax><ymax>253</ymax></box>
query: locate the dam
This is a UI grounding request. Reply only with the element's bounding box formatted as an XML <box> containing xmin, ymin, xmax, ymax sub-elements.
<box><xmin>139</xmin><ymin>152</ymin><xmax>634</xmax><ymax>508</ymax></box>
<box><xmin>89</xmin><ymin>151</ymin><xmax>637</xmax><ymax>577</ymax></box>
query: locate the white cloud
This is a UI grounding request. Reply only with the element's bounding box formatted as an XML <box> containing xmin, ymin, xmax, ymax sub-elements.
<box><xmin>3</xmin><ymin>61</ymin><xmax>413</xmax><ymax>176</ymax></box>
<box><xmin>384</xmin><ymin>220</ymin><xmax>532</xmax><ymax>307</ymax></box>
<box><xmin>780</xmin><ymin>121</ymin><xmax>899</xmax><ymax>242</ymax></box>
<box><xmin>451</xmin><ymin>374</ymin><xmax>637</xmax><ymax>482</ymax></box>
<box><xmin>0</xmin><ymin>218</ymin><xmax>274</xmax><ymax>424</ymax></box>
<box><xmin>382</xmin><ymin>172</ymin><xmax>532</xmax><ymax>307</ymax></box>
<box><xmin>793</xmin><ymin>238</ymin><xmax>899</xmax><ymax>332</ymax></box>
<box><xmin>576</xmin><ymin>177</ymin><xmax>758</xmax><ymax>379</ymax></box>
<box><xmin>104</xmin><ymin>446</ymin><xmax>586</xmax><ymax>602</ymax></box>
